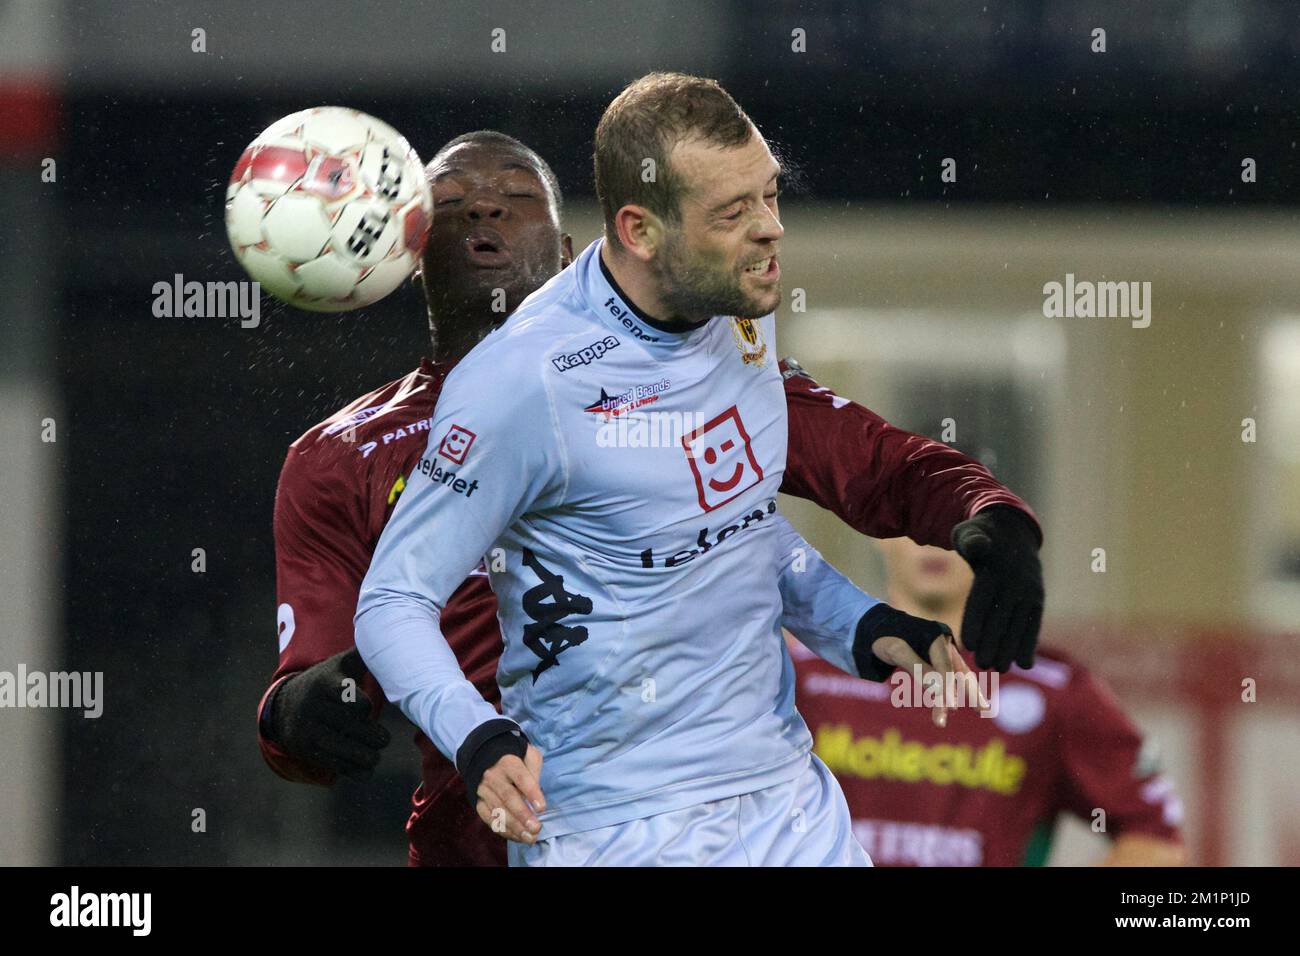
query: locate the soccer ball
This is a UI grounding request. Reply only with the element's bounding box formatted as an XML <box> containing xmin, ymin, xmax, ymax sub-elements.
<box><xmin>225</xmin><ymin>106</ymin><xmax>432</xmax><ymax>312</ymax></box>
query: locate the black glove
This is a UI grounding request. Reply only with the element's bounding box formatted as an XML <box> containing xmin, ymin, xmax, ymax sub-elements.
<box><xmin>951</xmin><ymin>505</ymin><xmax>1045</xmax><ymax>672</ymax></box>
<box><xmin>852</xmin><ymin>603</ymin><xmax>954</xmax><ymax>682</ymax></box>
<box><xmin>261</xmin><ymin>648</ymin><xmax>392</xmax><ymax>779</ymax></box>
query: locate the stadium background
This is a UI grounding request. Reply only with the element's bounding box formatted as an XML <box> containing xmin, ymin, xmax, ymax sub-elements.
<box><xmin>1</xmin><ymin>0</ymin><xmax>1298</xmax><ymax>865</ymax></box>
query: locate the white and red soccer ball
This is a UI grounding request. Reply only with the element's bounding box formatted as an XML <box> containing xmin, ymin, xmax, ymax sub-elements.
<box><xmin>225</xmin><ymin>106</ymin><xmax>432</xmax><ymax>312</ymax></box>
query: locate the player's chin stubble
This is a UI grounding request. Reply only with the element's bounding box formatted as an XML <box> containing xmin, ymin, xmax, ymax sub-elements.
<box><xmin>656</xmin><ymin>235</ymin><xmax>777</xmax><ymax>322</ymax></box>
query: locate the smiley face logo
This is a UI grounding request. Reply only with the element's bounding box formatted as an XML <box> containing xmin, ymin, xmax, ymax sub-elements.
<box><xmin>437</xmin><ymin>424</ymin><xmax>476</xmax><ymax>464</ymax></box>
<box><xmin>681</xmin><ymin>405</ymin><xmax>764</xmax><ymax>512</ymax></box>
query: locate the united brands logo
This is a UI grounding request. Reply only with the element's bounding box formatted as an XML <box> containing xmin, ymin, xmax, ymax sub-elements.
<box><xmin>582</xmin><ymin>379</ymin><xmax>671</xmax><ymax>419</ymax></box>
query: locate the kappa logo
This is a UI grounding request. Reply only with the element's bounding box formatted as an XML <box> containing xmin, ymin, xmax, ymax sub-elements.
<box><xmin>681</xmin><ymin>405</ymin><xmax>765</xmax><ymax>512</ymax></box>
<box><xmin>552</xmin><ymin>335</ymin><xmax>620</xmax><ymax>372</ymax></box>
<box><xmin>520</xmin><ymin>548</ymin><xmax>592</xmax><ymax>682</ymax></box>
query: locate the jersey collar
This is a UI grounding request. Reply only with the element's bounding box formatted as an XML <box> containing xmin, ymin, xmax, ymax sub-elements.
<box><xmin>578</xmin><ymin>238</ymin><xmax>706</xmax><ymax>346</ymax></box>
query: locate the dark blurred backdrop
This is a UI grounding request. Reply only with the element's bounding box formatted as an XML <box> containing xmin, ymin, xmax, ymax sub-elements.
<box><xmin>2</xmin><ymin>0</ymin><xmax>1298</xmax><ymax>864</ymax></box>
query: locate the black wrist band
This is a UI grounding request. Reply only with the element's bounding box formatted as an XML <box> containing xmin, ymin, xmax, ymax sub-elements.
<box><xmin>457</xmin><ymin>718</ymin><xmax>529</xmax><ymax>806</ymax></box>
<box><xmin>852</xmin><ymin>604</ymin><xmax>952</xmax><ymax>683</ymax></box>
<box><xmin>852</xmin><ymin>605</ymin><xmax>909</xmax><ymax>682</ymax></box>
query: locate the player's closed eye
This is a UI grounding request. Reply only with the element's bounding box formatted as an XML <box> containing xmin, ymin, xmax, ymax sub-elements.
<box><xmin>723</xmin><ymin>195</ymin><xmax>777</xmax><ymax>221</ymax></box>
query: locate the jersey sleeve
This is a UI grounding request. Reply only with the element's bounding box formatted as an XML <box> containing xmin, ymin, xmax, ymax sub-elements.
<box><xmin>354</xmin><ymin>349</ymin><xmax>567</xmax><ymax>768</ymax></box>
<box><xmin>778</xmin><ymin>359</ymin><xmax>1042</xmax><ymax>548</ymax></box>
<box><xmin>259</xmin><ymin>444</ymin><xmax>379</xmax><ymax>785</ymax></box>
<box><xmin>1053</xmin><ymin>663</ymin><xmax>1185</xmax><ymax>843</ymax></box>
<box><xmin>772</xmin><ymin>511</ymin><xmax>881</xmax><ymax>676</ymax></box>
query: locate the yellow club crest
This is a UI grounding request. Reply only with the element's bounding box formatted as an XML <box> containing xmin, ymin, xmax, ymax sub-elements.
<box><xmin>730</xmin><ymin>318</ymin><xmax>768</xmax><ymax>367</ymax></box>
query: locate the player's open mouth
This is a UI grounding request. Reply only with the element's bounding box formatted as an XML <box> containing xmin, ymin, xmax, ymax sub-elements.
<box><xmin>743</xmin><ymin>255</ymin><xmax>779</xmax><ymax>283</ymax></box>
<box><xmin>464</xmin><ymin>231</ymin><xmax>512</xmax><ymax>268</ymax></box>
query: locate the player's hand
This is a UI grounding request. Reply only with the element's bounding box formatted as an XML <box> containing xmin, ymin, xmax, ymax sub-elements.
<box><xmin>475</xmin><ymin>745</ymin><xmax>546</xmax><ymax>843</ymax></box>
<box><xmin>262</xmin><ymin>648</ymin><xmax>391</xmax><ymax>778</ymax></box>
<box><xmin>869</xmin><ymin>630</ymin><xmax>988</xmax><ymax>728</ymax></box>
<box><xmin>951</xmin><ymin>505</ymin><xmax>1045</xmax><ymax>672</ymax></box>
<box><xmin>852</xmin><ymin>603</ymin><xmax>989</xmax><ymax>726</ymax></box>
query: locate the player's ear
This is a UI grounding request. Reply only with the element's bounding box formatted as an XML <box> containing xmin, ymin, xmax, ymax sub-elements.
<box><xmin>560</xmin><ymin>233</ymin><xmax>575</xmax><ymax>267</ymax></box>
<box><xmin>614</xmin><ymin>204</ymin><xmax>658</xmax><ymax>263</ymax></box>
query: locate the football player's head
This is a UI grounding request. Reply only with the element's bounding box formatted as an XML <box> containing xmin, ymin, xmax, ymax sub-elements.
<box><xmin>418</xmin><ymin>131</ymin><xmax>573</xmax><ymax>357</ymax></box>
<box><xmin>595</xmin><ymin>72</ymin><xmax>783</xmax><ymax>324</ymax></box>
<box><xmin>876</xmin><ymin>536</ymin><xmax>975</xmax><ymax>617</ymax></box>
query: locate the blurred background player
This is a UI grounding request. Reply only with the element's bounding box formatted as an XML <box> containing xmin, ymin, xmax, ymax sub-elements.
<box><xmin>791</xmin><ymin>440</ymin><xmax>1185</xmax><ymax>867</ymax></box>
<box><xmin>257</xmin><ymin>130</ymin><xmax>1044</xmax><ymax>864</ymax></box>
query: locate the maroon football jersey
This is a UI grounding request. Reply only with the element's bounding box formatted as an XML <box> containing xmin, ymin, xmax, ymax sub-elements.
<box><xmin>259</xmin><ymin>355</ymin><xmax>1040</xmax><ymax>866</ymax></box>
<box><xmin>791</xmin><ymin>641</ymin><xmax>1184</xmax><ymax>866</ymax></box>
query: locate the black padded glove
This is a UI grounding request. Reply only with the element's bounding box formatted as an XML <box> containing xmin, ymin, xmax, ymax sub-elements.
<box><xmin>951</xmin><ymin>505</ymin><xmax>1045</xmax><ymax>672</ymax></box>
<box><xmin>262</xmin><ymin>648</ymin><xmax>392</xmax><ymax>779</ymax></box>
